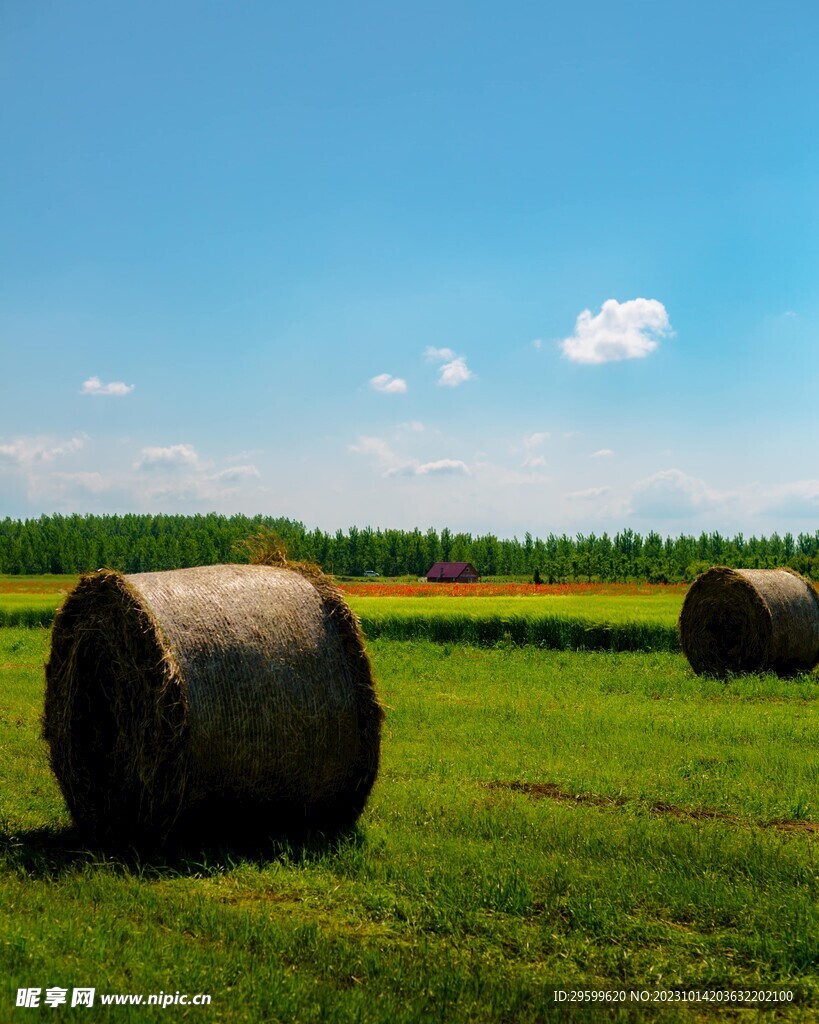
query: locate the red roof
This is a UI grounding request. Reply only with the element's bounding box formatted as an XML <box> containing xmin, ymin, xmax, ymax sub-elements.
<box><xmin>426</xmin><ymin>562</ymin><xmax>479</xmax><ymax>580</ymax></box>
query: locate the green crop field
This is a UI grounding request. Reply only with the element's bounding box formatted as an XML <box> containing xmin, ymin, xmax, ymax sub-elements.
<box><xmin>0</xmin><ymin>576</ymin><xmax>76</xmax><ymax>627</ymax></box>
<box><xmin>0</xmin><ymin>578</ymin><xmax>687</xmax><ymax>649</ymax></box>
<box><xmin>348</xmin><ymin>595</ymin><xmax>682</xmax><ymax>651</ymax></box>
<box><xmin>0</xmin><ymin>594</ymin><xmax>65</xmax><ymax>627</ymax></box>
<box><xmin>346</xmin><ymin>594</ymin><xmax>684</xmax><ymax>625</ymax></box>
<box><xmin>1</xmin><ymin>623</ymin><xmax>817</xmax><ymax>1021</ymax></box>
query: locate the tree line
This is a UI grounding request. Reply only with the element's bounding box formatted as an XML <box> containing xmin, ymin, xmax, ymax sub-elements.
<box><xmin>2</xmin><ymin>514</ymin><xmax>819</xmax><ymax>582</ymax></box>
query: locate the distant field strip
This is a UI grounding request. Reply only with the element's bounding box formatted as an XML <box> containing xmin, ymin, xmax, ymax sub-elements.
<box><xmin>347</xmin><ymin>594</ymin><xmax>684</xmax><ymax>624</ymax></box>
<box><xmin>0</xmin><ymin>587</ymin><xmax>685</xmax><ymax>649</ymax></box>
<box><xmin>0</xmin><ymin>576</ymin><xmax>76</xmax><ymax>626</ymax></box>
<box><xmin>0</xmin><ymin>594</ymin><xmax>64</xmax><ymax>627</ymax></box>
<box><xmin>347</xmin><ymin>595</ymin><xmax>682</xmax><ymax>651</ymax></box>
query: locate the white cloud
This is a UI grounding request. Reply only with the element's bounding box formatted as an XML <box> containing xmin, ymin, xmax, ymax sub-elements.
<box><xmin>415</xmin><ymin>459</ymin><xmax>470</xmax><ymax>476</ymax></box>
<box><xmin>437</xmin><ymin>356</ymin><xmax>474</xmax><ymax>388</ymax></box>
<box><xmin>0</xmin><ymin>435</ymin><xmax>85</xmax><ymax>466</ymax></box>
<box><xmin>134</xmin><ymin>444</ymin><xmax>200</xmax><ymax>471</ymax></box>
<box><xmin>348</xmin><ymin>436</ymin><xmax>401</xmax><ymax>473</ymax></box>
<box><xmin>47</xmin><ymin>472</ymin><xmax>109</xmax><ymax>495</ymax></box>
<box><xmin>531</xmin><ymin>338</ymin><xmax>543</xmax><ymax>349</ymax></box>
<box><xmin>0</xmin><ymin>433</ymin><xmax>263</xmax><ymax>512</ymax></box>
<box><xmin>424</xmin><ymin>346</ymin><xmax>456</xmax><ymax>363</ymax></box>
<box><xmin>349</xmin><ymin>435</ymin><xmax>470</xmax><ymax>478</ymax></box>
<box><xmin>561</xmin><ymin>298</ymin><xmax>673</xmax><ymax>364</ymax></box>
<box><xmin>590</xmin><ymin>449</ymin><xmax>615</xmax><ymax>459</ymax></box>
<box><xmin>761</xmin><ymin>480</ymin><xmax>819</xmax><ymax>517</ymax></box>
<box><xmin>630</xmin><ymin>468</ymin><xmax>718</xmax><ymax>518</ymax></box>
<box><xmin>369</xmin><ymin>373</ymin><xmax>407</xmax><ymax>394</ymax></box>
<box><xmin>0</xmin><ymin>435</ymin><xmax>93</xmax><ymax>505</ymax></box>
<box><xmin>21</xmin><ymin>471</ymin><xmax>114</xmax><ymax>508</ymax></box>
<box><xmin>212</xmin><ymin>464</ymin><xmax>261</xmax><ymax>482</ymax></box>
<box><xmin>398</xmin><ymin>420</ymin><xmax>425</xmax><ymax>433</ymax></box>
<box><xmin>131</xmin><ymin>450</ymin><xmax>262</xmax><ymax>504</ymax></box>
<box><xmin>424</xmin><ymin>346</ymin><xmax>475</xmax><ymax>388</ymax></box>
<box><xmin>522</xmin><ymin>431</ymin><xmax>550</xmax><ymax>468</ymax></box>
<box><xmin>129</xmin><ymin>444</ymin><xmax>260</xmax><ymax>498</ymax></box>
<box><xmin>567</xmin><ymin>486</ymin><xmax>611</xmax><ymax>500</ymax></box>
<box><xmin>81</xmin><ymin>376</ymin><xmax>135</xmax><ymax>396</ymax></box>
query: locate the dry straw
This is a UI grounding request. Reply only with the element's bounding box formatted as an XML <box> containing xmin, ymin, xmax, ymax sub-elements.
<box><xmin>679</xmin><ymin>566</ymin><xmax>819</xmax><ymax>677</ymax></box>
<box><xmin>44</xmin><ymin>563</ymin><xmax>383</xmax><ymax>845</ymax></box>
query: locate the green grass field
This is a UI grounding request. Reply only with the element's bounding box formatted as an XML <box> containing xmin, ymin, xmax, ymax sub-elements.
<box><xmin>1</xmin><ymin>625</ymin><xmax>817</xmax><ymax>1021</ymax></box>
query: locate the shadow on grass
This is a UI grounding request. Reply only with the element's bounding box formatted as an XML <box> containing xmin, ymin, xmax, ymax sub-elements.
<box><xmin>0</xmin><ymin>819</ymin><xmax>367</xmax><ymax>880</ymax></box>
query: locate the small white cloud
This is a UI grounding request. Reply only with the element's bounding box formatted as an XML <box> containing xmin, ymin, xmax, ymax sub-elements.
<box><xmin>438</xmin><ymin>356</ymin><xmax>474</xmax><ymax>388</ymax></box>
<box><xmin>81</xmin><ymin>376</ymin><xmax>135</xmax><ymax>396</ymax></box>
<box><xmin>349</xmin><ymin>435</ymin><xmax>470</xmax><ymax>478</ymax></box>
<box><xmin>134</xmin><ymin>444</ymin><xmax>200</xmax><ymax>471</ymax></box>
<box><xmin>386</xmin><ymin>458</ymin><xmax>471</xmax><ymax>478</ymax></box>
<box><xmin>531</xmin><ymin>338</ymin><xmax>543</xmax><ymax>349</ymax></box>
<box><xmin>369</xmin><ymin>373</ymin><xmax>407</xmax><ymax>394</ymax></box>
<box><xmin>522</xmin><ymin>432</ymin><xmax>550</xmax><ymax>468</ymax></box>
<box><xmin>782</xmin><ymin>310</ymin><xmax>798</xmax><ymax>319</ymax></box>
<box><xmin>561</xmin><ymin>298</ymin><xmax>673</xmax><ymax>364</ymax></box>
<box><xmin>567</xmin><ymin>486</ymin><xmax>611</xmax><ymax>500</ymax></box>
<box><xmin>398</xmin><ymin>420</ymin><xmax>425</xmax><ymax>433</ymax></box>
<box><xmin>348</xmin><ymin>435</ymin><xmax>397</xmax><ymax>466</ymax></box>
<box><xmin>590</xmin><ymin>449</ymin><xmax>615</xmax><ymax>459</ymax></box>
<box><xmin>415</xmin><ymin>459</ymin><xmax>470</xmax><ymax>476</ymax></box>
<box><xmin>424</xmin><ymin>346</ymin><xmax>456</xmax><ymax>363</ymax></box>
<box><xmin>212</xmin><ymin>464</ymin><xmax>261</xmax><ymax>482</ymax></box>
<box><xmin>424</xmin><ymin>346</ymin><xmax>475</xmax><ymax>388</ymax></box>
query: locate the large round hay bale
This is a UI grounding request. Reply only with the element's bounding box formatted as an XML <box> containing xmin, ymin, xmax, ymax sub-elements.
<box><xmin>679</xmin><ymin>566</ymin><xmax>819</xmax><ymax>677</ymax></box>
<box><xmin>44</xmin><ymin>564</ymin><xmax>383</xmax><ymax>845</ymax></box>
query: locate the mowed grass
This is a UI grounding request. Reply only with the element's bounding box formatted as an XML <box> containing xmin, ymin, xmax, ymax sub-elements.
<box><xmin>1</xmin><ymin>627</ymin><xmax>817</xmax><ymax>1021</ymax></box>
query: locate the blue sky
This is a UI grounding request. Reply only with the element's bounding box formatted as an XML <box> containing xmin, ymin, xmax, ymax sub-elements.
<box><xmin>2</xmin><ymin>1</ymin><xmax>819</xmax><ymax>537</ymax></box>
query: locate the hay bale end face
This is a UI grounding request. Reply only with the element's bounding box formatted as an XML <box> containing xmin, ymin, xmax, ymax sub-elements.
<box><xmin>679</xmin><ymin>566</ymin><xmax>819</xmax><ymax>677</ymax></box>
<box><xmin>44</xmin><ymin>564</ymin><xmax>383</xmax><ymax>845</ymax></box>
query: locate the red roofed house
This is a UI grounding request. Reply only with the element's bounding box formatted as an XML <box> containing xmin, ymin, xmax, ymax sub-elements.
<box><xmin>426</xmin><ymin>561</ymin><xmax>480</xmax><ymax>583</ymax></box>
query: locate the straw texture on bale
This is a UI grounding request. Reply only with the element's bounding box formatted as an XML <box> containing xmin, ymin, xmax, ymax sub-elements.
<box><xmin>44</xmin><ymin>564</ymin><xmax>383</xmax><ymax>844</ymax></box>
<box><xmin>679</xmin><ymin>566</ymin><xmax>819</xmax><ymax>677</ymax></box>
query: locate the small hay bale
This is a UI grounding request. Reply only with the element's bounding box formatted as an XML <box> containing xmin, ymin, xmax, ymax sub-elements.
<box><xmin>43</xmin><ymin>564</ymin><xmax>383</xmax><ymax>845</ymax></box>
<box><xmin>679</xmin><ymin>566</ymin><xmax>819</xmax><ymax>677</ymax></box>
